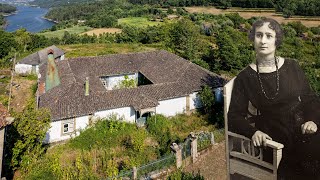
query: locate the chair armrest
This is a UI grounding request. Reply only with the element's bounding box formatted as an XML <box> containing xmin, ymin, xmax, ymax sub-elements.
<box><xmin>265</xmin><ymin>139</ymin><xmax>284</xmax><ymax>150</ymax></box>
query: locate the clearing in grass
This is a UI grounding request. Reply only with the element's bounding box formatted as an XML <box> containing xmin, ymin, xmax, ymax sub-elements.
<box><xmin>80</xmin><ymin>28</ymin><xmax>122</xmax><ymax>36</ymax></box>
<box><xmin>38</xmin><ymin>25</ymin><xmax>93</xmax><ymax>39</ymax></box>
<box><xmin>118</xmin><ymin>17</ymin><xmax>162</xmax><ymax>28</ymax></box>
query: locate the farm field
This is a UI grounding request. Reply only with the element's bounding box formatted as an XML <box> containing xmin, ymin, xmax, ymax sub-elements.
<box><xmin>118</xmin><ymin>17</ymin><xmax>162</xmax><ymax>28</ymax></box>
<box><xmin>38</xmin><ymin>26</ymin><xmax>93</xmax><ymax>38</ymax></box>
<box><xmin>59</xmin><ymin>43</ymin><xmax>161</xmax><ymax>58</ymax></box>
<box><xmin>80</xmin><ymin>28</ymin><xmax>122</xmax><ymax>36</ymax></box>
<box><xmin>185</xmin><ymin>6</ymin><xmax>320</xmax><ymax>27</ymax></box>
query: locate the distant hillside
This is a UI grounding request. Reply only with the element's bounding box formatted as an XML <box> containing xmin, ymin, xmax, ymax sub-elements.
<box><xmin>0</xmin><ymin>3</ymin><xmax>16</xmax><ymax>14</ymax></box>
<box><xmin>30</xmin><ymin>0</ymin><xmax>95</xmax><ymax>8</ymax></box>
<box><xmin>0</xmin><ymin>3</ymin><xmax>16</xmax><ymax>26</ymax></box>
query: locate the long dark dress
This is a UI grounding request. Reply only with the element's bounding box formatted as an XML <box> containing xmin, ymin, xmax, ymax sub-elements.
<box><xmin>228</xmin><ymin>58</ymin><xmax>320</xmax><ymax>178</ymax></box>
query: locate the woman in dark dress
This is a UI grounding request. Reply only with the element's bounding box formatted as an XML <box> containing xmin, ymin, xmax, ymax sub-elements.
<box><xmin>228</xmin><ymin>18</ymin><xmax>320</xmax><ymax>179</ymax></box>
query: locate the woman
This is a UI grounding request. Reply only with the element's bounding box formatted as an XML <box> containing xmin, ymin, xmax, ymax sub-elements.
<box><xmin>228</xmin><ymin>18</ymin><xmax>320</xmax><ymax>179</ymax></box>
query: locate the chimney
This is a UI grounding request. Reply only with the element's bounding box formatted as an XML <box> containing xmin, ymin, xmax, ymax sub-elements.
<box><xmin>45</xmin><ymin>49</ymin><xmax>61</xmax><ymax>92</ymax></box>
<box><xmin>85</xmin><ymin>77</ymin><xmax>89</xmax><ymax>96</ymax></box>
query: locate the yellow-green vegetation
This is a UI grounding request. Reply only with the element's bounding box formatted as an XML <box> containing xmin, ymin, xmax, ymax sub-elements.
<box><xmin>20</xmin><ymin>113</ymin><xmax>223</xmax><ymax>179</ymax></box>
<box><xmin>38</xmin><ymin>26</ymin><xmax>93</xmax><ymax>39</ymax></box>
<box><xmin>118</xmin><ymin>17</ymin><xmax>162</xmax><ymax>28</ymax></box>
<box><xmin>59</xmin><ymin>43</ymin><xmax>161</xmax><ymax>58</ymax></box>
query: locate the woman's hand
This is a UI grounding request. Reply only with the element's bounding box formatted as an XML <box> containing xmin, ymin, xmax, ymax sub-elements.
<box><xmin>301</xmin><ymin>121</ymin><xmax>317</xmax><ymax>134</ymax></box>
<box><xmin>252</xmin><ymin>130</ymin><xmax>272</xmax><ymax>147</ymax></box>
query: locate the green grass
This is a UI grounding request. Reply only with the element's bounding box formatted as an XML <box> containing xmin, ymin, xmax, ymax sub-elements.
<box><xmin>37</xmin><ymin>25</ymin><xmax>93</xmax><ymax>39</ymax></box>
<box><xmin>118</xmin><ymin>17</ymin><xmax>162</xmax><ymax>28</ymax></box>
<box><xmin>58</xmin><ymin>43</ymin><xmax>162</xmax><ymax>58</ymax></box>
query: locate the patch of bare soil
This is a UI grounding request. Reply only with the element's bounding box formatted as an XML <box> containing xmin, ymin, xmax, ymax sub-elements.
<box><xmin>10</xmin><ymin>76</ymin><xmax>36</xmax><ymax>112</ymax></box>
<box><xmin>184</xmin><ymin>141</ymin><xmax>227</xmax><ymax>180</ymax></box>
<box><xmin>185</xmin><ymin>7</ymin><xmax>320</xmax><ymax>27</ymax></box>
<box><xmin>81</xmin><ymin>28</ymin><xmax>122</xmax><ymax>36</ymax></box>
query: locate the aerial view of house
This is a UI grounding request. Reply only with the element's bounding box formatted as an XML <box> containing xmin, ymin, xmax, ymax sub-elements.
<box><xmin>37</xmin><ymin>50</ymin><xmax>224</xmax><ymax>143</ymax></box>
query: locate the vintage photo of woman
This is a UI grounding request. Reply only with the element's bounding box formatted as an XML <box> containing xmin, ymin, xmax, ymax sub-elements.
<box><xmin>228</xmin><ymin>18</ymin><xmax>320</xmax><ymax>179</ymax></box>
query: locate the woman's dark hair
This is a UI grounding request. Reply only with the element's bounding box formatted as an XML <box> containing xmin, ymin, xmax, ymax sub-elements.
<box><xmin>249</xmin><ymin>18</ymin><xmax>283</xmax><ymax>47</ymax></box>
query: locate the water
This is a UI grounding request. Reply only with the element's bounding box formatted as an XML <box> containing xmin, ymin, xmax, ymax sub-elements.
<box><xmin>4</xmin><ymin>5</ymin><xmax>55</xmax><ymax>33</ymax></box>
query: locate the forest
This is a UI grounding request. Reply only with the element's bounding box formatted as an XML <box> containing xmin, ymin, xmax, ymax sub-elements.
<box><xmin>0</xmin><ymin>3</ymin><xmax>16</xmax><ymax>26</ymax></box>
<box><xmin>32</xmin><ymin>0</ymin><xmax>320</xmax><ymax>18</ymax></box>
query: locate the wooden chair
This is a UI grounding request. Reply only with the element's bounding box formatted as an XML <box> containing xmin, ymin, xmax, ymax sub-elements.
<box><xmin>224</xmin><ymin>78</ymin><xmax>284</xmax><ymax>180</ymax></box>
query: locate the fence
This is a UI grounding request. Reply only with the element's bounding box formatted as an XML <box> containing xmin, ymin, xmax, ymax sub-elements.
<box><xmin>137</xmin><ymin>153</ymin><xmax>175</xmax><ymax>178</ymax></box>
<box><xmin>182</xmin><ymin>138</ymin><xmax>191</xmax><ymax>160</ymax></box>
<box><xmin>197</xmin><ymin>132</ymin><xmax>213</xmax><ymax>151</ymax></box>
<box><xmin>107</xmin><ymin>131</ymin><xmax>215</xmax><ymax>179</ymax></box>
<box><xmin>107</xmin><ymin>169</ymin><xmax>133</xmax><ymax>180</ymax></box>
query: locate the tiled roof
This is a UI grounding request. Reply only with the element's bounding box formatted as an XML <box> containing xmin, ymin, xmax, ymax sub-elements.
<box><xmin>38</xmin><ymin>50</ymin><xmax>225</xmax><ymax>121</ymax></box>
<box><xmin>18</xmin><ymin>45</ymin><xmax>64</xmax><ymax>66</ymax></box>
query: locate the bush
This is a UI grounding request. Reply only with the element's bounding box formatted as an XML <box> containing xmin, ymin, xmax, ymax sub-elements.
<box><xmin>146</xmin><ymin>115</ymin><xmax>175</xmax><ymax>155</ymax></box>
<box><xmin>167</xmin><ymin>169</ymin><xmax>205</xmax><ymax>180</ymax></box>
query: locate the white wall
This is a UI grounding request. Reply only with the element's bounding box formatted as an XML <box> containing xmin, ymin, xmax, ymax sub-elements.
<box><xmin>94</xmin><ymin>106</ymin><xmax>136</xmax><ymax>123</ymax></box>
<box><xmin>157</xmin><ymin>96</ymin><xmax>186</xmax><ymax>116</ymax></box>
<box><xmin>190</xmin><ymin>92</ymin><xmax>202</xmax><ymax>110</ymax></box>
<box><xmin>15</xmin><ymin>64</ymin><xmax>39</xmax><ymax>75</ymax></box>
<box><xmin>75</xmin><ymin>115</ymin><xmax>90</xmax><ymax>135</ymax></box>
<box><xmin>60</xmin><ymin>55</ymin><xmax>65</xmax><ymax>61</ymax></box>
<box><xmin>15</xmin><ymin>64</ymin><xmax>32</xmax><ymax>74</ymax></box>
<box><xmin>106</xmin><ymin>73</ymin><xmax>137</xmax><ymax>90</ymax></box>
<box><xmin>45</xmin><ymin>115</ymin><xmax>89</xmax><ymax>143</ymax></box>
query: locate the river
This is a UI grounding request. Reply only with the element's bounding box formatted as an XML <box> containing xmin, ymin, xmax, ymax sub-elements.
<box><xmin>5</xmin><ymin>5</ymin><xmax>55</xmax><ymax>33</ymax></box>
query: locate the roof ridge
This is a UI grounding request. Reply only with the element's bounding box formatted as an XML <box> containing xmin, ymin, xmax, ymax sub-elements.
<box><xmin>66</xmin><ymin>60</ymin><xmax>77</xmax><ymax>83</ymax></box>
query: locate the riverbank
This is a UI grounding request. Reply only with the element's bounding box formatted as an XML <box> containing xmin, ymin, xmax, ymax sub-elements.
<box><xmin>3</xmin><ymin>11</ymin><xmax>18</xmax><ymax>17</ymax></box>
<box><xmin>41</xmin><ymin>17</ymin><xmax>58</xmax><ymax>24</ymax></box>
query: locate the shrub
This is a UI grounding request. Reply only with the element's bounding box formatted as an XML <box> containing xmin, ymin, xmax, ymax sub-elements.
<box><xmin>167</xmin><ymin>169</ymin><xmax>205</xmax><ymax>180</ymax></box>
<box><xmin>146</xmin><ymin>115</ymin><xmax>174</xmax><ymax>155</ymax></box>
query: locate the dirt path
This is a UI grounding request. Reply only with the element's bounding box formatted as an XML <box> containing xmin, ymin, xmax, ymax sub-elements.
<box><xmin>10</xmin><ymin>77</ymin><xmax>36</xmax><ymax>112</ymax></box>
<box><xmin>184</xmin><ymin>141</ymin><xmax>227</xmax><ymax>180</ymax></box>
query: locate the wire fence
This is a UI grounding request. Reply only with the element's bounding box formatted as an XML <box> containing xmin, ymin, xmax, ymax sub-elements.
<box><xmin>137</xmin><ymin>153</ymin><xmax>175</xmax><ymax>179</ymax></box>
<box><xmin>107</xmin><ymin>131</ymin><xmax>214</xmax><ymax>179</ymax></box>
<box><xmin>107</xmin><ymin>169</ymin><xmax>133</xmax><ymax>180</ymax></box>
<box><xmin>197</xmin><ymin>132</ymin><xmax>212</xmax><ymax>151</ymax></box>
<box><xmin>182</xmin><ymin>138</ymin><xmax>191</xmax><ymax>160</ymax></box>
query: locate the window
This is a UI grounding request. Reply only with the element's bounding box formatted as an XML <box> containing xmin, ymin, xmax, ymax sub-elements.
<box><xmin>62</xmin><ymin>120</ymin><xmax>74</xmax><ymax>134</ymax></box>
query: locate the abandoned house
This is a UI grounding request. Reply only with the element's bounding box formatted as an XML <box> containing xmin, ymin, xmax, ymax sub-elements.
<box><xmin>15</xmin><ymin>45</ymin><xmax>65</xmax><ymax>75</ymax></box>
<box><xmin>37</xmin><ymin>50</ymin><xmax>224</xmax><ymax>143</ymax></box>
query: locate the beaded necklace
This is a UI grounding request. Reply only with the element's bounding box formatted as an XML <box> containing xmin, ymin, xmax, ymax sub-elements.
<box><xmin>256</xmin><ymin>56</ymin><xmax>280</xmax><ymax>100</ymax></box>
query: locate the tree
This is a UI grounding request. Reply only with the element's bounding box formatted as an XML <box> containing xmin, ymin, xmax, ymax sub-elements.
<box><xmin>166</xmin><ymin>19</ymin><xmax>200</xmax><ymax>60</ymax></box>
<box><xmin>116</xmin><ymin>75</ymin><xmax>137</xmax><ymax>89</ymax></box>
<box><xmin>219</xmin><ymin>0</ymin><xmax>232</xmax><ymax>9</ymax></box>
<box><xmin>282</xmin><ymin>1</ymin><xmax>297</xmax><ymax>18</ymax></box>
<box><xmin>10</xmin><ymin>100</ymin><xmax>51</xmax><ymax>171</ymax></box>
<box><xmin>0</xmin><ymin>30</ymin><xmax>17</xmax><ymax>59</ymax></box>
<box><xmin>14</xmin><ymin>28</ymin><xmax>32</xmax><ymax>52</ymax></box>
<box><xmin>199</xmin><ymin>85</ymin><xmax>214</xmax><ymax>113</ymax></box>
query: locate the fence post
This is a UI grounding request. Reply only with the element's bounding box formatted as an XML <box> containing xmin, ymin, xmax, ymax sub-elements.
<box><xmin>170</xmin><ymin>143</ymin><xmax>182</xmax><ymax>168</ymax></box>
<box><xmin>211</xmin><ymin>132</ymin><xmax>215</xmax><ymax>145</ymax></box>
<box><xmin>189</xmin><ymin>132</ymin><xmax>198</xmax><ymax>163</ymax></box>
<box><xmin>132</xmin><ymin>166</ymin><xmax>137</xmax><ymax>180</ymax></box>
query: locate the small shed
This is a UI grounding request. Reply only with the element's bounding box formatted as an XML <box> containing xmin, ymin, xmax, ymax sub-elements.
<box><xmin>15</xmin><ymin>45</ymin><xmax>65</xmax><ymax>75</ymax></box>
